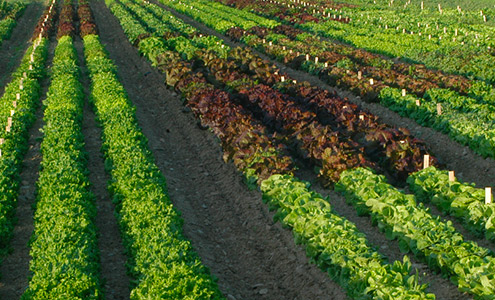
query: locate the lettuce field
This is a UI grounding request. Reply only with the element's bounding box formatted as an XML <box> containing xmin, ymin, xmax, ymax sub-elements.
<box><xmin>0</xmin><ymin>0</ymin><xmax>494</xmax><ymax>299</ymax></box>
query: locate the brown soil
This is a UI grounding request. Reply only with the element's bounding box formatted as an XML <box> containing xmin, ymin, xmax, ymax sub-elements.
<box><xmin>90</xmin><ymin>0</ymin><xmax>351</xmax><ymax>299</ymax></box>
<box><xmin>134</xmin><ymin>2</ymin><xmax>484</xmax><ymax>299</ymax></box>
<box><xmin>0</xmin><ymin>1</ymin><xmax>44</xmax><ymax>94</ymax></box>
<box><xmin>73</xmin><ymin>36</ymin><xmax>131</xmax><ymax>300</ymax></box>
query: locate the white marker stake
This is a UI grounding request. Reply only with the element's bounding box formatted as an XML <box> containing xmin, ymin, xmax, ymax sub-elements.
<box><xmin>7</xmin><ymin>117</ymin><xmax>12</xmax><ymax>127</ymax></box>
<box><xmin>314</xmin><ymin>56</ymin><xmax>318</xmax><ymax>64</ymax></box>
<box><xmin>486</xmin><ymin>187</ymin><xmax>492</xmax><ymax>204</ymax></box>
<box><xmin>16</xmin><ymin>93</ymin><xmax>20</xmax><ymax>100</ymax></box>
<box><xmin>359</xmin><ymin>115</ymin><xmax>364</xmax><ymax>120</ymax></box>
<box><xmin>12</xmin><ymin>101</ymin><xmax>17</xmax><ymax>108</ymax></box>
<box><xmin>10</xmin><ymin>110</ymin><xmax>14</xmax><ymax>116</ymax></box>
<box><xmin>324</xmin><ymin>62</ymin><xmax>328</xmax><ymax>68</ymax></box>
<box><xmin>423</xmin><ymin>154</ymin><xmax>430</xmax><ymax>169</ymax></box>
<box><xmin>305</xmin><ymin>54</ymin><xmax>309</xmax><ymax>61</ymax></box>
<box><xmin>401</xmin><ymin>89</ymin><xmax>406</xmax><ymax>96</ymax></box>
<box><xmin>416</xmin><ymin>99</ymin><xmax>420</xmax><ymax>106</ymax></box>
<box><xmin>437</xmin><ymin>103</ymin><xmax>442</xmax><ymax>115</ymax></box>
<box><xmin>448</xmin><ymin>171</ymin><xmax>455</xmax><ymax>182</ymax></box>
<box><xmin>357</xmin><ymin>71</ymin><xmax>362</xmax><ymax>80</ymax></box>
<box><xmin>281</xmin><ymin>76</ymin><xmax>285</xmax><ymax>82</ymax></box>
<box><xmin>369</xmin><ymin>78</ymin><xmax>374</xmax><ymax>85</ymax></box>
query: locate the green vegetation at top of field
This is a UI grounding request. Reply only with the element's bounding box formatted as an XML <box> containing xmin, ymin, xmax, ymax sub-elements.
<box><xmin>334</xmin><ymin>0</ymin><xmax>495</xmax><ymax>13</ymax></box>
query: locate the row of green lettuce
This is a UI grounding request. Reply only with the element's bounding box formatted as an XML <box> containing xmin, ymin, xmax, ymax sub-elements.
<box><xmin>255</xmin><ymin>0</ymin><xmax>495</xmax><ymax>85</ymax></box>
<box><xmin>160</xmin><ymin>0</ymin><xmax>495</xmax><ymax>159</ymax></box>
<box><xmin>408</xmin><ymin>167</ymin><xmax>495</xmax><ymax>242</ymax></box>
<box><xmin>147</xmin><ymin>0</ymin><xmax>495</xmax><ymax>249</ymax></box>
<box><xmin>0</xmin><ymin>35</ymin><xmax>47</xmax><ymax>257</ymax></box>
<box><xmin>118</xmin><ymin>0</ymin><xmax>495</xmax><ymax>298</ymax></box>
<box><xmin>83</xmin><ymin>32</ymin><xmax>224</xmax><ymax>299</ymax></box>
<box><xmin>105</xmin><ymin>0</ymin><xmax>438</xmax><ymax>299</ymax></box>
<box><xmin>0</xmin><ymin>0</ymin><xmax>25</xmax><ymax>45</ymax></box>
<box><xmin>22</xmin><ymin>34</ymin><xmax>101</xmax><ymax>299</ymax></box>
<box><xmin>299</xmin><ymin>19</ymin><xmax>495</xmax><ymax>84</ymax></box>
<box><xmin>336</xmin><ymin>168</ymin><xmax>495</xmax><ymax>299</ymax></box>
<box><xmin>379</xmin><ymin>87</ymin><xmax>495</xmax><ymax>158</ymax></box>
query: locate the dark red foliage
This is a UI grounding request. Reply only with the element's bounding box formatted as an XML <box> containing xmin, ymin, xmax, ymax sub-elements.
<box><xmin>57</xmin><ymin>0</ymin><xmax>75</xmax><ymax>38</ymax></box>
<box><xmin>78</xmin><ymin>0</ymin><xmax>98</xmax><ymax>37</ymax></box>
<box><xmin>32</xmin><ymin>1</ymin><xmax>58</xmax><ymax>40</ymax></box>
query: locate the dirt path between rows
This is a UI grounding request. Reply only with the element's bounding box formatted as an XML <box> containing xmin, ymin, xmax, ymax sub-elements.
<box><xmin>142</xmin><ymin>2</ymin><xmax>479</xmax><ymax>299</ymax></box>
<box><xmin>0</xmin><ymin>31</ymin><xmax>56</xmax><ymax>300</ymax></box>
<box><xmin>0</xmin><ymin>1</ymin><xmax>44</xmax><ymax>94</ymax></box>
<box><xmin>91</xmin><ymin>0</ymin><xmax>353</xmax><ymax>299</ymax></box>
<box><xmin>73</xmin><ymin>34</ymin><xmax>131</xmax><ymax>300</ymax></box>
<box><xmin>158</xmin><ymin>3</ymin><xmax>495</xmax><ymax>191</ymax></box>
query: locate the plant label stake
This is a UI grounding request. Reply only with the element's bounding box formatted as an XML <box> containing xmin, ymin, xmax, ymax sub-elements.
<box><xmin>358</xmin><ymin>71</ymin><xmax>362</xmax><ymax>80</ymax></box>
<box><xmin>315</xmin><ymin>56</ymin><xmax>318</xmax><ymax>64</ymax></box>
<box><xmin>16</xmin><ymin>93</ymin><xmax>20</xmax><ymax>100</ymax></box>
<box><xmin>448</xmin><ymin>171</ymin><xmax>455</xmax><ymax>181</ymax></box>
<box><xmin>402</xmin><ymin>89</ymin><xmax>406</xmax><ymax>96</ymax></box>
<box><xmin>13</xmin><ymin>101</ymin><xmax>17</xmax><ymax>108</ymax></box>
<box><xmin>359</xmin><ymin>115</ymin><xmax>364</xmax><ymax>120</ymax></box>
<box><xmin>281</xmin><ymin>76</ymin><xmax>285</xmax><ymax>82</ymax></box>
<box><xmin>486</xmin><ymin>187</ymin><xmax>492</xmax><ymax>204</ymax></box>
<box><xmin>7</xmin><ymin>117</ymin><xmax>12</xmax><ymax>127</ymax></box>
<box><xmin>437</xmin><ymin>103</ymin><xmax>442</xmax><ymax>115</ymax></box>
<box><xmin>10</xmin><ymin>110</ymin><xmax>14</xmax><ymax>116</ymax></box>
<box><xmin>369</xmin><ymin>78</ymin><xmax>374</xmax><ymax>85</ymax></box>
<box><xmin>29</xmin><ymin>64</ymin><xmax>33</xmax><ymax>71</ymax></box>
<box><xmin>324</xmin><ymin>62</ymin><xmax>328</xmax><ymax>68</ymax></box>
<box><xmin>423</xmin><ymin>154</ymin><xmax>430</xmax><ymax>169</ymax></box>
<box><xmin>416</xmin><ymin>99</ymin><xmax>420</xmax><ymax>106</ymax></box>
<box><xmin>421</xmin><ymin>1</ymin><xmax>423</xmax><ymax>9</ymax></box>
<box><xmin>306</xmin><ymin>54</ymin><xmax>309</xmax><ymax>61</ymax></box>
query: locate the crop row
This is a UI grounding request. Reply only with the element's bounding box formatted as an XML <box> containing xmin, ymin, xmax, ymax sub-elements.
<box><xmin>337</xmin><ymin>168</ymin><xmax>495</xmax><ymax>299</ymax></box>
<box><xmin>123</xmin><ymin>0</ymin><xmax>436</xmax><ymax>184</ymax></box>
<box><xmin>107</xmin><ymin>1</ymin><xmax>438</xmax><ymax>298</ymax></box>
<box><xmin>0</xmin><ymin>1</ymin><xmax>25</xmax><ymax>45</ymax></box>
<box><xmin>160</xmin><ymin>0</ymin><xmax>495</xmax><ymax>159</ymax></box>
<box><xmin>232</xmin><ymin>0</ymin><xmax>495</xmax><ymax>84</ymax></box>
<box><xmin>23</xmin><ymin>31</ymin><xmax>101</xmax><ymax>299</ymax></box>
<box><xmin>108</xmin><ymin>1</ymin><xmax>495</xmax><ymax>298</ymax></box>
<box><xmin>82</xmin><ymin>3</ymin><xmax>224</xmax><ymax>295</ymax></box>
<box><xmin>0</xmin><ymin>0</ymin><xmax>54</xmax><ymax>259</ymax></box>
<box><xmin>408</xmin><ymin>167</ymin><xmax>495</xmax><ymax>242</ymax></box>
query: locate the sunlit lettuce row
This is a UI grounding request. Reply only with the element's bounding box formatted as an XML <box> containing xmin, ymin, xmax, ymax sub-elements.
<box><xmin>0</xmin><ymin>1</ymin><xmax>25</xmax><ymax>45</ymax></box>
<box><xmin>22</xmin><ymin>35</ymin><xmax>101</xmax><ymax>299</ymax></box>
<box><xmin>107</xmin><ymin>2</ymin><xmax>436</xmax><ymax>299</ymax></box>
<box><xmin>408</xmin><ymin>167</ymin><xmax>495</xmax><ymax>242</ymax></box>
<box><xmin>83</xmin><ymin>33</ymin><xmax>224</xmax><ymax>299</ymax></box>
<box><xmin>336</xmin><ymin>168</ymin><xmax>495</xmax><ymax>299</ymax></box>
<box><xmin>0</xmin><ymin>37</ymin><xmax>49</xmax><ymax>251</ymax></box>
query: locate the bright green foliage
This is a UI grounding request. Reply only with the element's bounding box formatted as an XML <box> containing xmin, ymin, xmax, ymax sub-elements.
<box><xmin>408</xmin><ymin>166</ymin><xmax>495</xmax><ymax>241</ymax></box>
<box><xmin>336</xmin><ymin>168</ymin><xmax>495</xmax><ymax>299</ymax></box>
<box><xmin>0</xmin><ymin>1</ymin><xmax>24</xmax><ymax>45</ymax></box>
<box><xmin>261</xmin><ymin>174</ymin><xmax>434</xmax><ymax>300</ymax></box>
<box><xmin>0</xmin><ymin>38</ymin><xmax>47</xmax><ymax>254</ymax></box>
<box><xmin>83</xmin><ymin>34</ymin><xmax>224</xmax><ymax>300</ymax></box>
<box><xmin>21</xmin><ymin>35</ymin><xmax>101</xmax><ymax>300</ymax></box>
<box><xmin>380</xmin><ymin>87</ymin><xmax>495</xmax><ymax>158</ymax></box>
